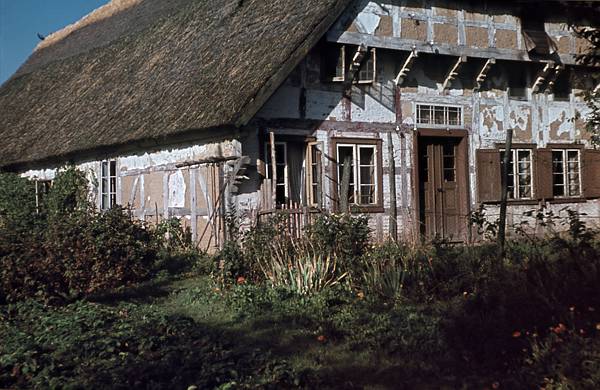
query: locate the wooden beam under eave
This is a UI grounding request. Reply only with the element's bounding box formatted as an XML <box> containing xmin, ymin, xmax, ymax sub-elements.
<box><xmin>474</xmin><ymin>58</ymin><xmax>495</xmax><ymax>91</ymax></box>
<box><xmin>343</xmin><ymin>43</ymin><xmax>368</xmax><ymax>97</ymax></box>
<box><xmin>394</xmin><ymin>49</ymin><xmax>418</xmax><ymax>86</ymax></box>
<box><xmin>544</xmin><ymin>64</ymin><xmax>565</xmax><ymax>93</ymax></box>
<box><xmin>442</xmin><ymin>55</ymin><xmax>467</xmax><ymax>91</ymax></box>
<box><xmin>532</xmin><ymin>62</ymin><xmax>555</xmax><ymax>93</ymax></box>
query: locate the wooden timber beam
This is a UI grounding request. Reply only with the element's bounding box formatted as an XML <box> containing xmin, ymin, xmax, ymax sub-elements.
<box><xmin>474</xmin><ymin>58</ymin><xmax>496</xmax><ymax>91</ymax></box>
<box><xmin>532</xmin><ymin>62</ymin><xmax>555</xmax><ymax>93</ymax></box>
<box><xmin>175</xmin><ymin>155</ymin><xmax>237</xmax><ymax>168</ymax></box>
<box><xmin>394</xmin><ymin>49</ymin><xmax>418</xmax><ymax>86</ymax></box>
<box><xmin>544</xmin><ymin>64</ymin><xmax>565</xmax><ymax>93</ymax></box>
<box><xmin>442</xmin><ymin>55</ymin><xmax>467</xmax><ymax>91</ymax></box>
<box><xmin>327</xmin><ymin>31</ymin><xmax>582</xmax><ymax>66</ymax></box>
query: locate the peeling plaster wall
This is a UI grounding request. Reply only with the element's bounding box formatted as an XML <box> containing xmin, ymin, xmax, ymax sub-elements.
<box><xmin>252</xmin><ymin>0</ymin><xmax>599</xmax><ymax>240</ymax></box>
<box><xmin>22</xmin><ymin>138</ymin><xmax>241</xmax><ymax>249</ymax></box>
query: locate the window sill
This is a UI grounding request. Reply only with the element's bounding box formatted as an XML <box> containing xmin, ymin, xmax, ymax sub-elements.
<box><xmin>547</xmin><ymin>197</ymin><xmax>587</xmax><ymax>204</ymax></box>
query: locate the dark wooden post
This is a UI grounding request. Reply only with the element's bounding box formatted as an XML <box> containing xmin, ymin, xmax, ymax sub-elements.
<box><xmin>498</xmin><ymin>128</ymin><xmax>513</xmax><ymax>255</ymax></box>
<box><xmin>340</xmin><ymin>155</ymin><xmax>352</xmax><ymax>213</ymax></box>
<box><xmin>387</xmin><ymin>131</ymin><xmax>398</xmax><ymax>241</ymax></box>
<box><xmin>269</xmin><ymin>131</ymin><xmax>277</xmax><ymax>210</ymax></box>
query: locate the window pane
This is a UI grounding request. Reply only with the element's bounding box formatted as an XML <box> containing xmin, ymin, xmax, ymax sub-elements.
<box><xmin>276</xmin><ymin>165</ymin><xmax>285</xmax><ymax>184</ymax></box>
<box><xmin>567</xmin><ymin>151</ymin><xmax>580</xmax><ymax>196</ymax></box>
<box><xmin>360</xmin><ymin>185</ymin><xmax>375</xmax><ymax>204</ymax></box>
<box><xmin>101</xmin><ymin>161</ymin><xmax>108</xmax><ymax>178</ymax></box>
<box><xmin>447</xmin><ymin>107</ymin><xmax>460</xmax><ymax>125</ymax></box>
<box><xmin>552</xmin><ymin>151</ymin><xmax>565</xmax><ymax>197</ymax></box>
<box><xmin>359</xmin><ymin>147</ymin><xmax>375</xmax><ymax>166</ymax></box>
<box><xmin>110</xmin><ymin>177</ymin><xmax>117</xmax><ymax>193</ymax></box>
<box><xmin>360</xmin><ymin>166</ymin><xmax>375</xmax><ymax>186</ymax></box>
<box><xmin>109</xmin><ymin>161</ymin><xmax>116</xmax><ymax>177</ymax></box>
<box><xmin>275</xmin><ymin>144</ymin><xmax>286</xmax><ymax>164</ymax></box>
<box><xmin>418</xmin><ymin>105</ymin><xmax>431</xmax><ymax>124</ymax></box>
<box><xmin>434</xmin><ymin>106</ymin><xmax>445</xmax><ymax>125</ymax></box>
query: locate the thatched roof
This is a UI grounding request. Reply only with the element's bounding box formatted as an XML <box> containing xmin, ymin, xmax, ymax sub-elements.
<box><xmin>0</xmin><ymin>0</ymin><xmax>351</xmax><ymax>169</ymax></box>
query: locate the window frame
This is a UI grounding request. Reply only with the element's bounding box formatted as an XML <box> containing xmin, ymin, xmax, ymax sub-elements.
<box><xmin>100</xmin><ymin>160</ymin><xmax>118</xmax><ymax>210</ymax></box>
<box><xmin>551</xmin><ymin>148</ymin><xmax>582</xmax><ymax>199</ymax></box>
<box><xmin>306</xmin><ymin>141</ymin><xmax>323</xmax><ymax>207</ymax></box>
<box><xmin>322</xmin><ymin>45</ymin><xmax>377</xmax><ymax>84</ymax></box>
<box><xmin>331</xmin><ymin>137</ymin><xmax>383</xmax><ymax>212</ymax></box>
<box><xmin>34</xmin><ymin>179</ymin><xmax>52</xmax><ymax>214</ymax></box>
<box><xmin>499</xmin><ymin>148</ymin><xmax>535</xmax><ymax>200</ymax></box>
<box><xmin>415</xmin><ymin>103</ymin><xmax>464</xmax><ymax>129</ymax></box>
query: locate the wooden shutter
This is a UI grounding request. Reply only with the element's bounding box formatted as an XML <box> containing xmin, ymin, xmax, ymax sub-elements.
<box><xmin>583</xmin><ymin>149</ymin><xmax>600</xmax><ymax>199</ymax></box>
<box><xmin>535</xmin><ymin>149</ymin><xmax>553</xmax><ymax>200</ymax></box>
<box><xmin>476</xmin><ymin>149</ymin><xmax>501</xmax><ymax>203</ymax></box>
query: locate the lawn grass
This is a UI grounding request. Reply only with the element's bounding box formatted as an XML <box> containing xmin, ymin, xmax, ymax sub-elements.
<box><xmin>2</xmin><ymin>269</ymin><xmax>599</xmax><ymax>389</ymax></box>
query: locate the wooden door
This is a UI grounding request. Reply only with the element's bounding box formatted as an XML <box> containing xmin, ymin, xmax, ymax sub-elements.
<box><xmin>418</xmin><ymin>136</ymin><xmax>465</xmax><ymax>240</ymax></box>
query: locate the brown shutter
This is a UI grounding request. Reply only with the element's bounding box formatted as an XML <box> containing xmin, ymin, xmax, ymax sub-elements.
<box><xmin>476</xmin><ymin>149</ymin><xmax>501</xmax><ymax>203</ymax></box>
<box><xmin>583</xmin><ymin>149</ymin><xmax>600</xmax><ymax>199</ymax></box>
<box><xmin>535</xmin><ymin>149</ymin><xmax>553</xmax><ymax>200</ymax></box>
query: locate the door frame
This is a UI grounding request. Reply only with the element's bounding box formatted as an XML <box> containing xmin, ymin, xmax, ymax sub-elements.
<box><xmin>412</xmin><ymin>129</ymin><xmax>471</xmax><ymax>241</ymax></box>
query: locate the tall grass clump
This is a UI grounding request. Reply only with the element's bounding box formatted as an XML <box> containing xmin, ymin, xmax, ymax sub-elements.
<box><xmin>257</xmin><ymin>239</ymin><xmax>347</xmax><ymax>295</ymax></box>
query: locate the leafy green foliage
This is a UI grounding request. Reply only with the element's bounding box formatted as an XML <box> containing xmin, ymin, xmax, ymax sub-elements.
<box><xmin>0</xmin><ymin>172</ymin><xmax>38</xmax><ymax>235</ymax></box>
<box><xmin>44</xmin><ymin>166</ymin><xmax>90</xmax><ymax>220</ymax></box>
<box><xmin>0</xmin><ymin>299</ymin><xmax>301</xmax><ymax>389</ymax></box>
<box><xmin>0</xmin><ymin>168</ymin><xmax>170</xmax><ymax>303</ymax></box>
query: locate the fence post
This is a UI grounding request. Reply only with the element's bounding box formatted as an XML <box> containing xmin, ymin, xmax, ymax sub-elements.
<box><xmin>387</xmin><ymin>131</ymin><xmax>398</xmax><ymax>241</ymax></box>
<box><xmin>498</xmin><ymin>128</ymin><xmax>513</xmax><ymax>256</ymax></box>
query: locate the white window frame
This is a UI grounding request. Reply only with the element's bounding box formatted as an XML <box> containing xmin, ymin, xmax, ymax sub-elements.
<box><xmin>357</xmin><ymin>48</ymin><xmax>377</xmax><ymax>84</ymax></box>
<box><xmin>415</xmin><ymin>103</ymin><xmax>463</xmax><ymax>128</ymax></box>
<box><xmin>552</xmin><ymin>149</ymin><xmax>582</xmax><ymax>198</ymax></box>
<box><xmin>500</xmin><ymin>148</ymin><xmax>534</xmax><ymax>200</ymax></box>
<box><xmin>265</xmin><ymin>142</ymin><xmax>288</xmax><ymax>203</ymax></box>
<box><xmin>336</xmin><ymin>143</ymin><xmax>379</xmax><ymax>206</ymax></box>
<box><xmin>100</xmin><ymin>160</ymin><xmax>118</xmax><ymax>210</ymax></box>
<box><xmin>306</xmin><ymin>142</ymin><xmax>322</xmax><ymax>207</ymax></box>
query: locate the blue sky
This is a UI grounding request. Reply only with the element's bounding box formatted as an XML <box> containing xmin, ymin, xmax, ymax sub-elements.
<box><xmin>0</xmin><ymin>0</ymin><xmax>106</xmax><ymax>84</ymax></box>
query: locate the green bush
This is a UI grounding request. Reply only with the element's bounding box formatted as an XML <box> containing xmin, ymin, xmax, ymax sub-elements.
<box><xmin>0</xmin><ymin>168</ymin><xmax>159</xmax><ymax>303</ymax></box>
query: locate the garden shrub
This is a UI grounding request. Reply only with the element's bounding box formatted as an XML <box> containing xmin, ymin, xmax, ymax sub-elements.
<box><xmin>152</xmin><ymin>217</ymin><xmax>205</xmax><ymax>276</ymax></box>
<box><xmin>0</xmin><ymin>168</ymin><xmax>159</xmax><ymax>303</ymax></box>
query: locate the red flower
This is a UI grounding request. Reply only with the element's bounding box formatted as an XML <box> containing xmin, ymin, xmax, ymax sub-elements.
<box><xmin>317</xmin><ymin>335</ymin><xmax>327</xmax><ymax>343</ymax></box>
<box><xmin>512</xmin><ymin>331</ymin><xmax>522</xmax><ymax>338</ymax></box>
<box><xmin>552</xmin><ymin>323</ymin><xmax>567</xmax><ymax>335</ymax></box>
<box><xmin>236</xmin><ymin>276</ymin><xmax>246</xmax><ymax>285</ymax></box>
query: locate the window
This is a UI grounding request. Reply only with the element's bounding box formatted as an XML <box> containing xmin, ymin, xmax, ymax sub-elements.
<box><xmin>34</xmin><ymin>179</ymin><xmax>52</xmax><ymax>213</ymax></box>
<box><xmin>322</xmin><ymin>44</ymin><xmax>376</xmax><ymax>84</ymax></box>
<box><xmin>336</xmin><ymin>142</ymin><xmax>379</xmax><ymax>206</ymax></box>
<box><xmin>552</xmin><ymin>69</ymin><xmax>571</xmax><ymax>101</ymax></box>
<box><xmin>265</xmin><ymin>142</ymin><xmax>288</xmax><ymax>205</ymax></box>
<box><xmin>100</xmin><ymin>160</ymin><xmax>117</xmax><ymax>210</ymax></box>
<box><xmin>416</xmin><ymin>104</ymin><xmax>462</xmax><ymax>127</ymax></box>
<box><xmin>322</xmin><ymin>44</ymin><xmax>345</xmax><ymax>82</ymax></box>
<box><xmin>500</xmin><ymin>149</ymin><xmax>534</xmax><ymax>199</ymax></box>
<box><xmin>357</xmin><ymin>48</ymin><xmax>376</xmax><ymax>83</ymax></box>
<box><xmin>306</xmin><ymin>142</ymin><xmax>322</xmax><ymax>207</ymax></box>
<box><xmin>552</xmin><ymin>149</ymin><xmax>581</xmax><ymax>197</ymax></box>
